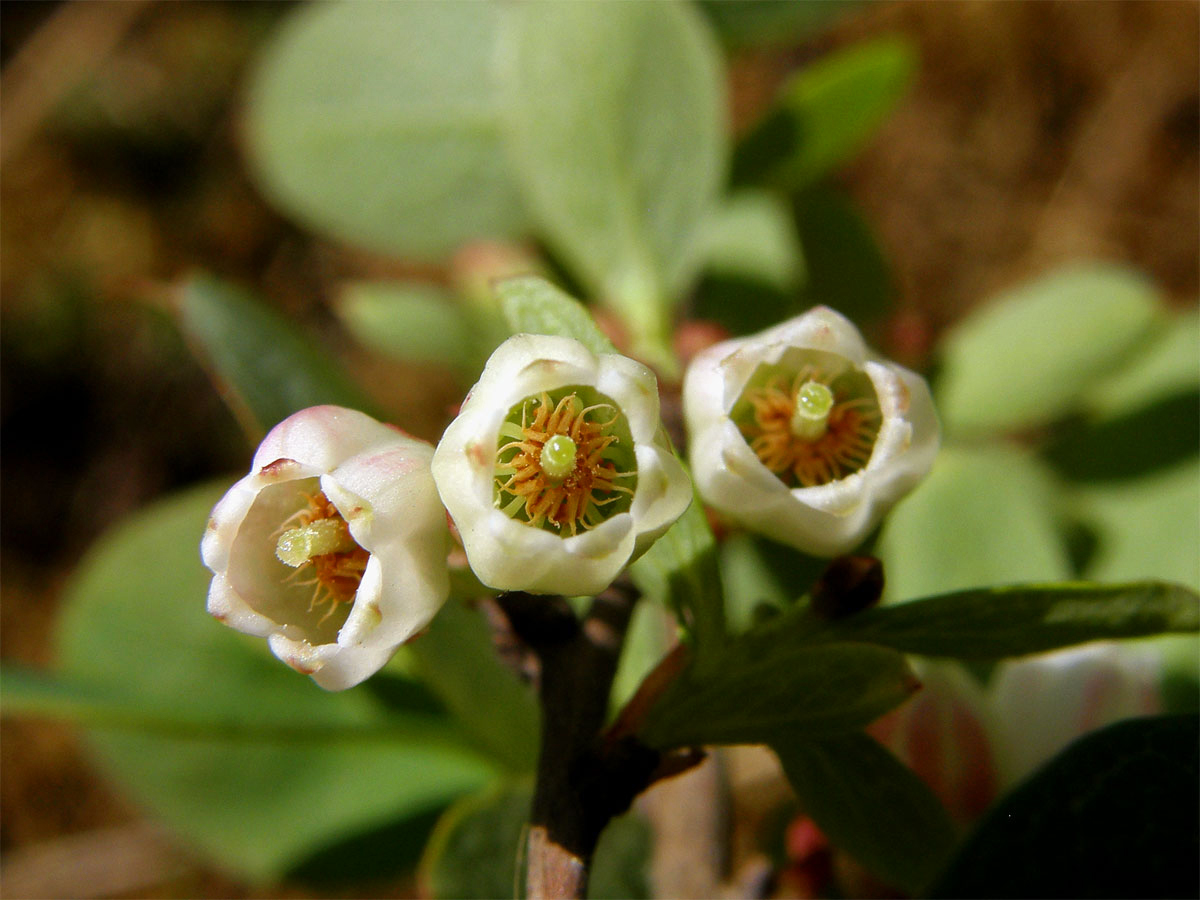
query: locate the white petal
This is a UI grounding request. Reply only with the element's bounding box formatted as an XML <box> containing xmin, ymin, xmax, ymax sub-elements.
<box><xmin>684</xmin><ymin>309</ymin><xmax>940</xmax><ymax>556</ymax></box>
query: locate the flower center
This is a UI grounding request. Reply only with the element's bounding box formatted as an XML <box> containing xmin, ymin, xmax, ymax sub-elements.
<box><xmin>737</xmin><ymin>365</ymin><xmax>882</xmax><ymax>488</ymax></box>
<box><xmin>274</xmin><ymin>491</ymin><xmax>368</xmax><ymax>620</ymax></box>
<box><xmin>494</xmin><ymin>389</ymin><xmax>637</xmax><ymax>536</ymax></box>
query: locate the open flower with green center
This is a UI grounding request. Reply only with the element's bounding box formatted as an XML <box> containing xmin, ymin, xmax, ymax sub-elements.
<box><xmin>201</xmin><ymin>405</ymin><xmax>449</xmax><ymax>690</ymax></box>
<box><xmin>432</xmin><ymin>334</ymin><xmax>691</xmax><ymax>596</ymax></box>
<box><xmin>683</xmin><ymin>307</ymin><xmax>939</xmax><ymax>555</ymax></box>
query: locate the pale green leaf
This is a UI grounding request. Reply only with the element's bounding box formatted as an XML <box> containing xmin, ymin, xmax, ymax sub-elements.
<box><xmin>1083</xmin><ymin>308</ymin><xmax>1200</xmax><ymax>419</ymax></box>
<box><xmin>53</xmin><ymin>483</ymin><xmax>496</xmax><ymax>881</ymax></box>
<box><xmin>774</xmin><ymin>733</ymin><xmax>958</xmax><ymax>895</ymax></box>
<box><xmin>936</xmin><ymin>264</ymin><xmax>1164</xmax><ymax>435</ymax></box>
<box><xmin>245</xmin><ymin>0</ymin><xmax>527</xmax><ymax>258</ymax></box>
<box><xmin>495</xmin><ymin>275</ymin><xmax>617</xmax><ymax>357</ymax></box>
<box><xmin>1072</xmin><ymin>461</ymin><xmax>1200</xmax><ymax>592</ymax></box>
<box><xmin>877</xmin><ymin>446</ymin><xmax>1072</xmax><ymax>602</ymax></box>
<box><xmin>335</xmin><ymin>281</ymin><xmax>472</xmax><ymax>367</ymax></box>
<box><xmin>501</xmin><ymin>1</ymin><xmax>726</xmax><ymax>341</ymax></box>
<box><xmin>699</xmin><ymin>189</ymin><xmax>805</xmax><ymax>291</ymax></box>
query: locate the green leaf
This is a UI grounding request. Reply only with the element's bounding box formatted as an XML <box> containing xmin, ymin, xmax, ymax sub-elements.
<box><xmin>793</xmin><ymin>186</ymin><xmax>892</xmax><ymax>326</ymax></box>
<box><xmin>774</xmin><ymin>732</ymin><xmax>958</xmax><ymax>895</ymax></box>
<box><xmin>698</xmin><ymin>0</ymin><xmax>860</xmax><ymax>49</ymax></box>
<box><xmin>936</xmin><ymin>264</ymin><xmax>1165</xmax><ymax>435</ymax></box>
<box><xmin>420</xmin><ymin>782</ymin><xmax>651</xmax><ymax>900</ymax></box>
<box><xmin>335</xmin><ymin>281</ymin><xmax>473</xmax><ymax>367</ymax></box>
<box><xmin>1082</xmin><ymin>307</ymin><xmax>1200</xmax><ymax>419</ymax></box>
<box><xmin>501</xmin><ymin>1</ymin><xmax>726</xmax><ymax>357</ymax></box>
<box><xmin>408</xmin><ymin>597</ymin><xmax>540</xmax><ymax>774</ymax></box>
<box><xmin>877</xmin><ymin>446</ymin><xmax>1072</xmax><ymax>602</ymax></box>
<box><xmin>630</xmin><ymin>490</ymin><xmax>727</xmax><ymax>671</ymax></box>
<box><xmin>495</xmin><ymin>275</ymin><xmax>617</xmax><ymax>357</ymax></box>
<box><xmin>53</xmin><ymin>483</ymin><xmax>496</xmax><ymax>881</ymax></box>
<box><xmin>244</xmin><ymin>0</ymin><xmax>527</xmax><ymax>258</ymax></box>
<box><xmin>1072</xmin><ymin>460</ymin><xmax>1200</xmax><ymax>592</ymax></box>
<box><xmin>698</xmin><ymin>189</ymin><xmax>805</xmax><ymax>291</ymax></box>
<box><xmin>178</xmin><ymin>273</ymin><xmax>374</xmax><ymax>436</ymax></box>
<box><xmin>931</xmin><ymin>715</ymin><xmax>1199</xmax><ymax>899</ymax></box>
<box><xmin>2</xmin><ymin>665</ymin><xmax>466</xmax><ymax>748</ymax></box>
<box><xmin>734</xmin><ymin>36</ymin><xmax>916</xmax><ymax>189</ymax></box>
<box><xmin>820</xmin><ymin>581</ymin><xmax>1200</xmax><ymax>660</ymax></box>
<box><xmin>639</xmin><ymin>640</ymin><xmax>917</xmax><ymax>749</ymax></box>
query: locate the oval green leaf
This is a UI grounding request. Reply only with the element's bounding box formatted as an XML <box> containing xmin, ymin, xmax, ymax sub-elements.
<box><xmin>877</xmin><ymin>446</ymin><xmax>1073</xmax><ymax>602</ymax></box>
<box><xmin>501</xmin><ymin>1</ymin><xmax>726</xmax><ymax>327</ymax></box>
<box><xmin>54</xmin><ymin>483</ymin><xmax>496</xmax><ymax>881</ymax></box>
<box><xmin>245</xmin><ymin>1</ymin><xmax>528</xmax><ymax>258</ymax></box>
<box><xmin>936</xmin><ymin>264</ymin><xmax>1164</xmax><ymax>435</ymax></box>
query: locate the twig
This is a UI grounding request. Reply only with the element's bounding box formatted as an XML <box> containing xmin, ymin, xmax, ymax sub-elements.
<box><xmin>496</xmin><ymin>577</ymin><xmax>662</xmax><ymax>899</ymax></box>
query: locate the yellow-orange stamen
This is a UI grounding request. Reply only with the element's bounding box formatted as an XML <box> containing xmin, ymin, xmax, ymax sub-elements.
<box><xmin>495</xmin><ymin>392</ymin><xmax>634</xmax><ymax>536</ymax></box>
<box><xmin>740</xmin><ymin>368</ymin><xmax>881</xmax><ymax>488</ymax></box>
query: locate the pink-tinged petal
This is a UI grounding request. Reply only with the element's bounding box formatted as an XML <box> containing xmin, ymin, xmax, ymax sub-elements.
<box><xmin>201</xmin><ymin>406</ymin><xmax>451</xmax><ymax>691</ymax></box>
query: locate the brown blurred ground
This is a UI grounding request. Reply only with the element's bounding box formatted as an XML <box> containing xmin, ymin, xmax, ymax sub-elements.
<box><xmin>1</xmin><ymin>1</ymin><xmax>1197</xmax><ymax>897</ymax></box>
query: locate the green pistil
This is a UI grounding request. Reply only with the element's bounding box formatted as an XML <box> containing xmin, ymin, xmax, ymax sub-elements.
<box><xmin>539</xmin><ymin>434</ymin><xmax>578</xmax><ymax>482</ymax></box>
<box><xmin>790</xmin><ymin>380</ymin><xmax>835</xmax><ymax>441</ymax></box>
<box><xmin>275</xmin><ymin>517</ymin><xmax>357</xmax><ymax>567</ymax></box>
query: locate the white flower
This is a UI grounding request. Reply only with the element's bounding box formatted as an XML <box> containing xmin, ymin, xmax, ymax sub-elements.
<box><xmin>201</xmin><ymin>405</ymin><xmax>449</xmax><ymax>690</ymax></box>
<box><xmin>683</xmin><ymin>306</ymin><xmax>939</xmax><ymax>556</ymax></box>
<box><xmin>431</xmin><ymin>334</ymin><xmax>691</xmax><ymax>596</ymax></box>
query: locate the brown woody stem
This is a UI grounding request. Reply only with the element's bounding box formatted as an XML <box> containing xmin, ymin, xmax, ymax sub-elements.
<box><xmin>496</xmin><ymin>576</ymin><xmax>661</xmax><ymax>899</ymax></box>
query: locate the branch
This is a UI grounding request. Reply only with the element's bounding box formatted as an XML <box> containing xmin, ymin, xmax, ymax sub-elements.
<box><xmin>497</xmin><ymin>576</ymin><xmax>661</xmax><ymax>899</ymax></box>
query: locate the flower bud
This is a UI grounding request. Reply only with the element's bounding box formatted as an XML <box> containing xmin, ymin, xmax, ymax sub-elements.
<box><xmin>987</xmin><ymin>643</ymin><xmax>1162</xmax><ymax>787</ymax></box>
<box><xmin>683</xmin><ymin>307</ymin><xmax>939</xmax><ymax>556</ymax></box>
<box><xmin>201</xmin><ymin>405</ymin><xmax>449</xmax><ymax>690</ymax></box>
<box><xmin>431</xmin><ymin>334</ymin><xmax>691</xmax><ymax>596</ymax></box>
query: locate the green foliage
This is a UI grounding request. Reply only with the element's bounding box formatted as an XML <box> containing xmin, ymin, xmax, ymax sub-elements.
<box><xmin>698</xmin><ymin>189</ymin><xmax>805</xmax><ymax>292</ymax></box>
<box><xmin>932</xmin><ymin>715</ymin><xmax>1200</xmax><ymax>898</ymax></box>
<box><xmin>245</xmin><ymin>1</ymin><xmax>527</xmax><ymax>258</ymax></box>
<box><xmin>179</xmin><ymin>274</ymin><xmax>374</xmax><ymax>436</ymax></box>
<box><xmin>407</xmin><ymin>597</ymin><xmax>540</xmax><ymax>774</ymax></box>
<box><xmin>793</xmin><ymin>186</ymin><xmax>892</xmax><ymax>326</ymax></box>
<box><xmin>496</xmin><ymin>275</ymin><xmax>618</xmax><ymax>357</ymax></box>
<box><xmin>820</xmin><ymin>580</ymin><xmax>1200</xmax><ymax>660</ymax></box>
<box><xmin>698</xmin><ymin>0</ymin><xmax>859</xmax><ymax>48</ymax></box>
<box><xmin>735</xmin><ymin>36</ymin><xmax>916</xmax><ymax>190</ymax></box>
<box><xmin>502</xmin><ymin>0</ymin><xmax>726</xmax><ymax>362</ymax></box>
<box><xmin>420</xmin><ymin>782</ymin><xmax>651</xmax><ymax>900</ymax></box>
<box><xmin>630</xmin><ymin>492</ymin><xmax>727</xmax><ymax>669</ymax></box>
<box><xmin>51</xmin><ymin>483</ymin><xmax>497</xmax><ymax>882</ymax></box>
<box><xmin>774</xmin><ymin>733</ymin><xmax>958</xmax><ymax>895</ymax></box>
<box><xmin>639</xmin><ymin>641</ymin><xmax>917</xmax><ymax>748</ymax></box>
<box><xmin>334</xmin><ymin>281</ymin><xmax>474</xmax><ymax>368</ymax></box>
<box><xmin>1071</xmin><ymin>462</ymin><xmax>1200</xmax><ymax>591</ymax></box>
<box><xmin>936</xmin><ymin>264</ymin><xmax>1164</xmax><ymax>435</ymax></box>
<box><xmin>877</xmin><ymin>446</ymin><xmax>1072</xmax><ymax>601</ymax></box>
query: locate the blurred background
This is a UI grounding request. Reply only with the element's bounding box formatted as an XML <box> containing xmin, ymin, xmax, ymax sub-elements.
<box><xmin>2</xmin><ymin>1</ymin><xmax>1196</xmax><ymax>897</ymax></box>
